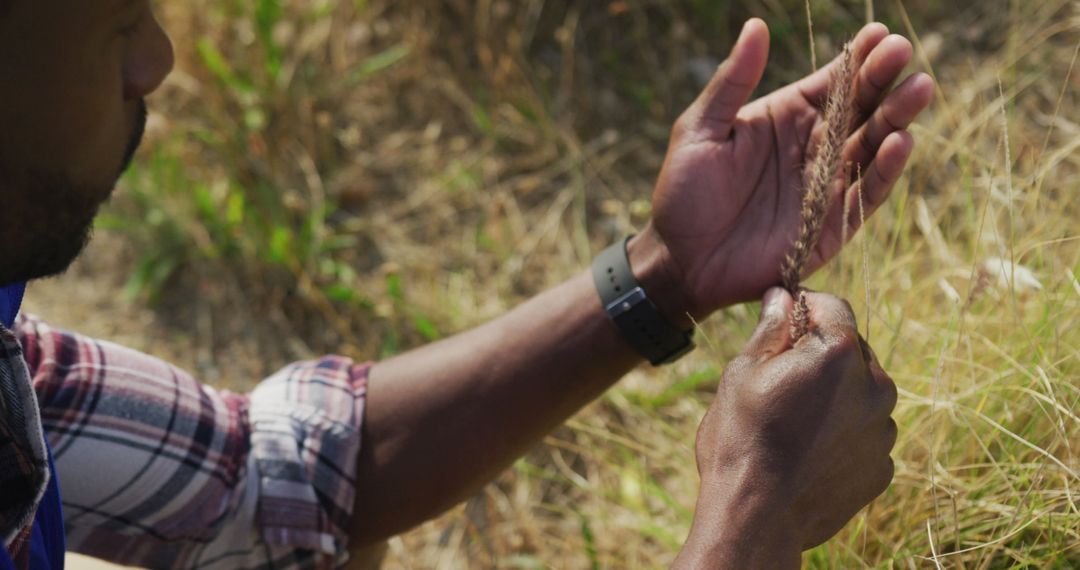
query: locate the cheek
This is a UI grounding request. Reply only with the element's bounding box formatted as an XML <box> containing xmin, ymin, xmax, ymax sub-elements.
<box><xmin>42</xmin><ymin>65</ymin><xmax>129</xmax><ymax>183</ymax></box>
<box><xmin>0</xmin><ymin>36</ymin><xmax>128</xmax><ymax>186</ymax></box>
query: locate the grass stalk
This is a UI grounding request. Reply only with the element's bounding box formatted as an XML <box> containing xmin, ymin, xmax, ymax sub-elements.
<box><xmin>782</xmin><ymin>42</ymin><xmax>856</xmax><ymax>340</ymax></box>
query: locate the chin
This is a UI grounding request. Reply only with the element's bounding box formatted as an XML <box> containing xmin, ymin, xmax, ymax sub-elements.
<box><xmin>4</xmin><ymin>214</ymin><xmax>96</xmax><ymax>285</ymax></box>
<box><xmin>0</xmin><ymin>170</ymin><xmax>105</xmax><ymax>285</ymax></box>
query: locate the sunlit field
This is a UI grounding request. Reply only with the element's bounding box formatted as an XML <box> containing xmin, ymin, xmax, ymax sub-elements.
<box><xmin>54</xmin><ymin>0</ymin><xmax>1079</xmax><ymax>568</ymax></box>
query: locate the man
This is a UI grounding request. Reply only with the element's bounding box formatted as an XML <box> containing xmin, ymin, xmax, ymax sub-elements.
<box><xmin>0</xmin><ymin>1</ymin><xmax>933</xmax><ymax>568</ymax></box>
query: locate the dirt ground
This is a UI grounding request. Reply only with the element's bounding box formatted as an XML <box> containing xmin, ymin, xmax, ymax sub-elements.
<box><xmin>23</xmin><ymin>231</ymin><xmax>268</xmax><ymax>386</ymax></box>
<box><xmin>23</xmin><ymin>233</ymin><xmax>197</xmax><ymax>370</ymax></box>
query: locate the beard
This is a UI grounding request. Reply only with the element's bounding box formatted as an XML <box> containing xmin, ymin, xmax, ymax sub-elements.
<box><xmin>0</xmin><ymin>101</ymin><xmax>147</xmax><ymax>286</ymax></box>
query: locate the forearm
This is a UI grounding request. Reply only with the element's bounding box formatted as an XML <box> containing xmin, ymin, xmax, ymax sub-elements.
<box><xmin>350</xmin><ymin>230</ymin><xmax>688</xmax><ymax>546</ymax></box>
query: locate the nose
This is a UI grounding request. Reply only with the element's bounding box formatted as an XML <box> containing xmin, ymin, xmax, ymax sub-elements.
<box><xmin>122</xmin><ymin>13</ymin><xmax>175</xmax><ymax>100</ymax></box>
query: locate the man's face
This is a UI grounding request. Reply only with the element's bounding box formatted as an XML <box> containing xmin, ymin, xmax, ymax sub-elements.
<box><xmin>0</xmin><ymin>0</ymin><xmax>173</xmax><ymax>285</ymax></box>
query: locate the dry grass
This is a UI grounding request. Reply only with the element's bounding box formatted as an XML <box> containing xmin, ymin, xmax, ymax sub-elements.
<box><xmin>55</xmin><ymin>0</ymin><xmax>1080</xmax><ymax>567</ymax></box>
<box><xmin>783</xmin><ymin>41</ymin><xmax>856</xmax><ymax>340</ymax></box>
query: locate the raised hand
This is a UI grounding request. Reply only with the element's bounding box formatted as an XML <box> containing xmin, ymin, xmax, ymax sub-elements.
<box><xmin>641</xmin><ymin>19</ymin><xmax>934</xmax><ymax>320</ymax></box>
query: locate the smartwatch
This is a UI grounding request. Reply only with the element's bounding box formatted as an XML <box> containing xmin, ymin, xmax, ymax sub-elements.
<box><xmin>592</xmin><ymin>236</ymin><xmax>695</xmax><ymax>366</ymax></box>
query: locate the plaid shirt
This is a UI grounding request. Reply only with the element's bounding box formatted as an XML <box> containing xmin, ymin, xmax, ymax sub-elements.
<box><xmin>0</xmin><ymin>315</ymin><xmax>369</xmax><ymax>569</ymax></box>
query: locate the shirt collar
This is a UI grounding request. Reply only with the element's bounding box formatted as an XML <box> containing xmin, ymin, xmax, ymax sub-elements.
<box><xmin>0</xmin><ymin>283</ymin><xmax>26</xmax><ymax>329</ymax></box>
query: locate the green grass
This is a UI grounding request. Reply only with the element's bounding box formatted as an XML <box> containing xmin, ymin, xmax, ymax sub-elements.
<box><xmin>98</xmin><ymin>0</ymin><xmax>1080</xmax><ymax>567</ymax></box>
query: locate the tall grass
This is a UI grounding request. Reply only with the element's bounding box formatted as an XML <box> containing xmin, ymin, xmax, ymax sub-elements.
<box><xmin>93</xmin><ymin>0</ymin><xmax>1080</xmax><ymax>567</ymax></box>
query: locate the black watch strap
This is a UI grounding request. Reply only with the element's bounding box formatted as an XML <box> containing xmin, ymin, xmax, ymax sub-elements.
<box><xmin>592</xmin><ymin>236</ymin><xmax>695</xmax><ymax>366</ymax></box>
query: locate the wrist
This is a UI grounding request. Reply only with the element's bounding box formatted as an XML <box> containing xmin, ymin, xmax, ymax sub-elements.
<box><xmin>626</xmin><ymin>226</ymin><xmax>696</xmax><ymax>331</ymax></box>
<box><xmin>677</xmin><ymin>526</ymin><xmax>800</xmax><ymax>569</ymax></box>
<box><xmin>676</xmin><ymin>478</ymin><xmax>800</xmax><ymax>569</ymax></box>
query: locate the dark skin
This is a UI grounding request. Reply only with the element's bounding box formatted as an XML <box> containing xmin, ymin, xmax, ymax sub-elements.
<box><xmin>675</xmin><ymin>289</ymin><xmax>897</xmax><ymax>566</ymax></box>
<box><xmin>0</xmin><ymin>3</ymin><xmax>931</xmax><ymax>566</ymax></box>
<box><xmin>0</xmin><ymin>0</ymin><xmax>170</xmax><ymax>284</ymax></box>
<box><xmin>355</xmin><ymin>21</ymin><xmax>929</xmax><ymax>563</ymax></box>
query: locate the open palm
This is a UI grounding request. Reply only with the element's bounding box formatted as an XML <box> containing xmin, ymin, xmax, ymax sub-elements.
<box><xmin>650</xmin><ymin>20</ymin><xmax>933</xmax><ymax>316</ymax></box>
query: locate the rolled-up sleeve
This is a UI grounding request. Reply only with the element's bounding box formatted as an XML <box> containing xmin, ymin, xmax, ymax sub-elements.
<box><xmin>16</xmin><ymin>315</ymin><xmax>369</xmax><ymax>569</ymax></box>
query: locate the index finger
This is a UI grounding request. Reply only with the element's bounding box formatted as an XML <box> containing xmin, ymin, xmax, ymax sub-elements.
<box><xmin>770</xmin><ymin>292</ymin><xmax>869</xmax><ymax>395</ymax></box>
<box><xmin>800</xmin><ymin>292</ymin><xmax>859</xmax><ymax>342</ymax></box>
<box><xmin>796</xmin><ymin>22</ymin><xmax>890</xmax><ymax>108</ymax></box>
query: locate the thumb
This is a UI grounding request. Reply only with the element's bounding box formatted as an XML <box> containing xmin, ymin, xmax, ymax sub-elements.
<box><xmin>689</xmin><ymin>18</ymin><xmax>770</xmax><ymax>141</ymax></box>
<box><xmin>742</xmin><ymin>287</ymin><xmax>794</xmax><ymax>359</ymax></box>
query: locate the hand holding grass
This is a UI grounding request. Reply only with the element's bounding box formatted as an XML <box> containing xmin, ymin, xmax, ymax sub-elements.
<box><xmin>351</xmin><ymin>17</ymin><xmax>928</xmax><ymax>554</ymax></box>
<box><xmin>675</xmin><ymin>289</ymin><xmax>898</xmax><ymax>568</ymax></box>
<box><xmin>635</xmin><ymin>19</ymin><xmax>934</xmax><ymax>323</ymax></box>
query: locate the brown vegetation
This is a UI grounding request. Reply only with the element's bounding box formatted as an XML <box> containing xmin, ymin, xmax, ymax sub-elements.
<box><xmin>44</xmin><ymin>1</ymin><xmax>1080</xmax><ymax>567</ymax></box>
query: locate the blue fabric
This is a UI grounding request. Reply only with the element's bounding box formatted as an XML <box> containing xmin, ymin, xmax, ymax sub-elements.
<box><xmin>0</xmin><ymin>283</ymin><xmax>26</xmax><ymax>329</ymax></box>
<box><xmin>0</xmin><ymin>283</ymin><xmax>65</xmax><ymax>569</ymax></box>
<box><xmin>0</xmin><ymin>442</ymin><xmax>65</xmax><ymax>570</ymax></box>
